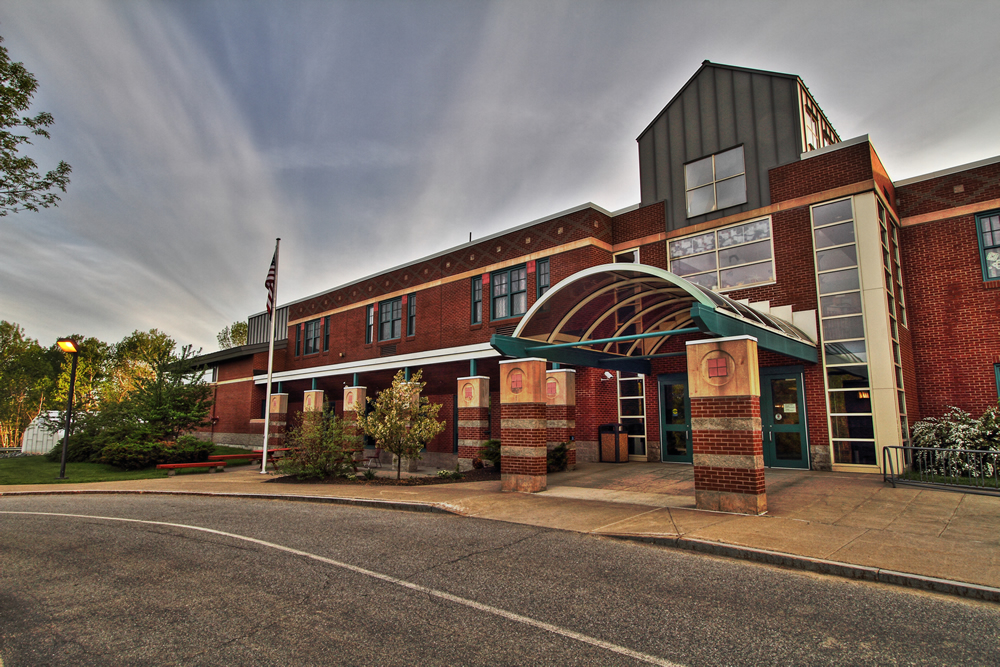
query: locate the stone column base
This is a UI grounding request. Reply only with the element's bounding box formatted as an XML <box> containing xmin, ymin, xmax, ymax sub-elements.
<box><xmin>695</xmin><ymin>490</ymin><xmax>767</xmax><ymax>515</ymax></box>
<box><xmin>501</xmin><ymin>472</ymin><xmax>547</xmax><ymax>493</ymax></box>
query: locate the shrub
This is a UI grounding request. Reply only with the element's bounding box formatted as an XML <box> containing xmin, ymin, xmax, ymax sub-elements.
<box><xmin>911</xmin><ymin>405</ymin><xmax>1000</xmax><ymax>477</ymax></box>
<box><xmin>480</xmin><ymin>439</ymin><xmax>501</xmax><ymax>469</ymax></box>
<box><xmin>277</xmin><ymin>409</ymin><xmax>361</xmax><ymax>480</ymax></box>
<box><xmin>437</xmin><ymin>469</ymin><xmax>463</xmax><ymax>480</ymax></box>
<box><xmin>96</xmin><ymin>435</ymin><xmax>213</xmax><ymax>470</ymax></box>
<box><xmin>547</xmin><ymin>442</ymin><xmax>568</xmax><ymax>473</ymax></box>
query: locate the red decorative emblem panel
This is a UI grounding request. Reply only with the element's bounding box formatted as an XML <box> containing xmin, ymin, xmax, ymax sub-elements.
<box><xmin>707</xmin><ymin>357</ymin><xmax>728</xmax><ymax>378</ymax></box>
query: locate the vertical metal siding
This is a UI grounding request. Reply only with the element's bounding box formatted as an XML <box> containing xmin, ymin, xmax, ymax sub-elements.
<box><xmin>640</xmin><ymin>65</ymin><xmax>808</xmax><ymax>232</ymax></box>
<box><xmin>247</xmin><ymin>307</ymin><xmax>288</xmax><ymax>345</ymax></box>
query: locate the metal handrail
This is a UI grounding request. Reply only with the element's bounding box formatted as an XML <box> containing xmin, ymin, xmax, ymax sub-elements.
<box><xmin>883</xmin><ymin>445</ymin><xmax>1000</xmax><ymax>496</ymax></box>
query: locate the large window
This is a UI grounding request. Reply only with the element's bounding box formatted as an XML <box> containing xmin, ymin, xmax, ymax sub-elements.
<box><xmin>492</xmin><ymin>266</ymin><xmax>527</xmax><ymax>320</ymax></box>
<box><xmin>684</xmin><ymin>146</ymin><xmax>747</xmax><ymax>217</ymax></box>
<box><xmin>303</xmin><ymin>318</ymin><xmax>321</xmax><ymax>355</ymax></box>
<box><xmin>379</xmin><ymin>298</ymin><xmax>402</xmax><ymax>341</ymax></box>
<box><xmin>978</xmin><ymin>211</ymin><xmax>1000</xmax><ymax>281</ymax></box>
<box><xmin>471</xmin><ymin>276</ymin><xmax>483</xmax><ymax>324</ymax></box>
<box><xmin>668</xmin><ymin>217</ymin><xmax>774</xmax><ymax>291</ymax></box>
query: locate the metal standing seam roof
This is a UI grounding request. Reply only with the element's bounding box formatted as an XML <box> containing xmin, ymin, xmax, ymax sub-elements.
<box><xmin>492</xmin><ymin>264</ymin><xmax>816</xmax><ymax>370</ymax></box>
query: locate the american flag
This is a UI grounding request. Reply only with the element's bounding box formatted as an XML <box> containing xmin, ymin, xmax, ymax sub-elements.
<box><xmin>264</xmin><ymin>251</ymin><xmax>277</xmax><ymax>317</ymax></box>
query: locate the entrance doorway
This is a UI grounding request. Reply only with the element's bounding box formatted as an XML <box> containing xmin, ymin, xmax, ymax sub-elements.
<box><xmin>760</xmin><ymin>366</ymin><xmax>809</xmax><ymax>468</ymax></box>
<box><xmin>657</xmin><ymin>373</ymin><xmax>692</xmax><ymax>463</ymax></box>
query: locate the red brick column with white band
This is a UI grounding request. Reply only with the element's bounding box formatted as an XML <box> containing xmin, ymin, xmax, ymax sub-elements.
<box><xmin>545</xmin><ymin>369</ymin><xmax>576</xmax><ymax>470</ymax></box>
<box><xmin>500</xmin><ymin>358</ymin><xmax>548</xmax><ymax>492</ymax></box>
<box><xmin>457</xmin><ymin>376</ymin><xmax>491</xmax><ymax>471</ymax></box>
<box><xmin>686</xmin><ymin>336</ymin><xmax>767</xmax><ymax>515</ymax></box>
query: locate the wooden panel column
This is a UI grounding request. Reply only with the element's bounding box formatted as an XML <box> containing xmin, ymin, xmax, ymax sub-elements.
<box><xmin>457</xmin><ymin>376</ymin><xmax>491</xmax><ymax>471</ymax></box>
<box><xmin>545</xmin><ymin>369</ymin><xmax>576</xmax><ymax>470</ymax></box>
<box><xmin>500</xmin><ymin>358</ymin><xmax>547</xmax><ymax>492</ymax></box>
<box><xmin>343</xmin><ymin>386</ymin><xmax>367</xmax><ymax>464</ymax></box>
<box><xmin>267</xmin><ymin>393</ymin><xmax>288</xmax><ymax>450</ymax></box>
<box><xmin>686</xmin><ymin>336</ymin><xmax>766</xmax><ymax>515</ymax></box>
<box><xmin>303</xmin><ymin>389</ymin><xmax>325</xmax><ymax>413</ymax></box>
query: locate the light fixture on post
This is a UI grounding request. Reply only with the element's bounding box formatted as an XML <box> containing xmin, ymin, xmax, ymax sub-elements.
<box><xmin>56</xmin><ymin>338</ymin><xmax>79</xmax><ymax>480</ymax></box>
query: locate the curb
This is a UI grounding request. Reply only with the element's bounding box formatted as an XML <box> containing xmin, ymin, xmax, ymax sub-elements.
<box><xmin>604</xmin><ymin>534</ymin><xmax>1000</xmax><ymax>603</ymax></box>
<box><xmin>4</xmin><ymin>488</ymin><xmax>998</xmax><ymax>603</ymax></box>
<box><xmin>0</xmin><ymin>489</ymin><xmax>455</xmax><ymax>516</ymax></box>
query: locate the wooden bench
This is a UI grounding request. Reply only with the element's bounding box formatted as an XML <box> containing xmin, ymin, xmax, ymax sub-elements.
<box><xmin>156</xmin><ymin>461</ymin><xmax>227</xmax><ymax>476</ymax></box>
<box><xmin>208</xmin><ymin>454</ymin><xmax>264</xmax><ymax>462</ymax></box>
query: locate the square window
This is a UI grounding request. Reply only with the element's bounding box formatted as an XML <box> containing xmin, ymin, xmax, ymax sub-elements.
<box><xmin>684</xmin><ymin>146</ymin><xmax>747</xmax><ymax>217</ymax></box>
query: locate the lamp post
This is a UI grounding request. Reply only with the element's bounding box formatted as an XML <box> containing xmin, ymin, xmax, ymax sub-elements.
<box><xmin>56</xmin><ymin>338</ymin><xmax>79</xmax><ymax>480</ymax></box>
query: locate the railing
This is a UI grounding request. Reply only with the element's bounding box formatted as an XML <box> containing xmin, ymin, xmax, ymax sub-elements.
<box><xmin>883</xmin><ymin>445</ymin><xmax>1000</xmax><ymax>496</ymax></box>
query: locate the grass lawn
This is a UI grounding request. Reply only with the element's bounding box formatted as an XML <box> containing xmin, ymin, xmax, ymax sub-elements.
<box><xmin>0</xmin><ymin>445</ymin><xmax>260</xmax><ymax>486</ymax></box>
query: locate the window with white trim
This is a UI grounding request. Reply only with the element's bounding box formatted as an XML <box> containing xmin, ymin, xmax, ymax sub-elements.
<box><xmin>668</xmin><ymin>217</ymin><xmax>774</xmax><ymax>291</ymax></box>
<box><xmin>684</xmin><ymin>146</ymin><xmax>747</xmax><ymax>217</ymax></box>
<box><xmin>303</xmin><ymin>318</ymin><xmax>321</xmax><ymax>355</ymax></box>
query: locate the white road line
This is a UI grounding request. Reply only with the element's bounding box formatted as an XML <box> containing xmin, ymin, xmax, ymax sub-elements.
<box><xmin>2</xmin><ymin>511</ymin><xmax>684</xmax><ymax>667</ymax></box>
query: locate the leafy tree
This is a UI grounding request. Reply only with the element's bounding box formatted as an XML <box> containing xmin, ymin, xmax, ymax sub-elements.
<box><xmin>217</xmin><ymin>321</ymin><xmax>248</xmax><ymax>349</ymax></box>
<box><xmin>0</xmin><ymin>321</ymin><xmax>59</xmax><ymax>447</ymax></box>
<box><xmin>53</xmin><ymin>335</ymin><xmax>113</xmax><ymax>413</ymax></box>
<box><xmin>355</xmin><ymin>370</ymin><xmax>445</xmax><ymax>480</ymax></box>
<box><xmin>0</xmin><ymin>34</ymin><xmax>71</xmax><ymax>216</ymax></box>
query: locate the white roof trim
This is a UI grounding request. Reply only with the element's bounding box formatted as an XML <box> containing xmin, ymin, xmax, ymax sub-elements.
<box><xmin>799</xmin><ymin>134</ymin><xmax>869</xmax><ymax>161</ymax></box>
<box><xmin>893</xmin><ymin>154</ymin><xmax>1000</xmax><ymax>187</ymax></box>
<box><xmin>255</xmin><ymin>342</ymin><xmax>500</xmax><ymax>384</ymax></box>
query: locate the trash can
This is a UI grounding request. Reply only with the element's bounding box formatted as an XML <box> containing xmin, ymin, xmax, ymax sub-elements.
<box><xmin>598</xmin><ymin>423</ymin><xmax>628</xmax><ymax>463</ymax></box>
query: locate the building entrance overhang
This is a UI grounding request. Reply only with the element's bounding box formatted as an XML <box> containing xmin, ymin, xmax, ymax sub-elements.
<box><xmin>490</xmin><ymin>264</ymin><xmax>817</xmax><ymax>372</ymax></box>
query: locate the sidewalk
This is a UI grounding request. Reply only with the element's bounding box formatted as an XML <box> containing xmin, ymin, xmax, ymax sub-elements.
<box><xmin>3</xmin><ymin>462</ymin><xmax>999</xmax><ymax>601</ymax></box>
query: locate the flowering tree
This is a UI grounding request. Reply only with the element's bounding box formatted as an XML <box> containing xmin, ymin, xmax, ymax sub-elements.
<box><xmin>355</xmin><ymin>369</ymin><xmax>445</xmax><ymax>480</ymax></box>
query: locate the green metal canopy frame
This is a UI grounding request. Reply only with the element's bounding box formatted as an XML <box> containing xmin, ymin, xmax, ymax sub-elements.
<box><xmin>490</xmin><ymin>264</ymin><xmax>816</xmax><ymax>374</ymax></box>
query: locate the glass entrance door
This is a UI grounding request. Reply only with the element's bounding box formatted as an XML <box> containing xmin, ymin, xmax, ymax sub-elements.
<box><xmin>760</xmin><ymin>368</ymin><xmax>809</xmax><ymax>469</ymax></box>
<box><xmin>658</xmin><ymin>373</ymin><xmax>692</xmax><ymax>463</ymax></box>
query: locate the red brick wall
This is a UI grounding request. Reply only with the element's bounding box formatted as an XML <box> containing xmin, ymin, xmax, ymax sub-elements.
<box><xmin>896</xmin><ymin>162</ymin><xmax>1000</xmax><ymax>219</ymax></box>
<box><xmin>424</xmin><ymin>393</ymin><xmax>455</xmax><ymax>454</ymax></box>
<box><xmin>769</xmin><ymin>141</ymin><xmax>874</xmax><ymax>203</ymax></box>
<box><xmin>900</xmin><ymin>214</ymin><xmax>1000</xmax><ymax>419</ymax></box>
<box><xmin>613</xmin><ymin>202</ymin><xmax>664</xmax><ymax>246</ymax></box>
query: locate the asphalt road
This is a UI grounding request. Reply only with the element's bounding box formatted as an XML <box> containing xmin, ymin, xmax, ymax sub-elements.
<box><xmin>1</xmin><ymin>495</ymin><xmax>997</xmax><ymax>666</ymax></box>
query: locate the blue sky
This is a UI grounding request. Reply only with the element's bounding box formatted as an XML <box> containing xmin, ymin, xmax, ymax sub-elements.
<box><xmin>2</xmin><ymin>0</ymin><xmax>998</xmax><ymax>352</ymax></box>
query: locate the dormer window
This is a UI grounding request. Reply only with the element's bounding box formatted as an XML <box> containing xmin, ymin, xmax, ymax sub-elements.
<box><xmin>684</xmin><ymin>146</ymin><xmax>747</xmax><ymax>218</ymax></box>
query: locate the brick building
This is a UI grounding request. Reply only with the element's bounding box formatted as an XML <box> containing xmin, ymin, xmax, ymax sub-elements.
<box><xmin>195</xmin><ymin>62</ymin><xmax>1000</xmax><ymax>509</ymax></box>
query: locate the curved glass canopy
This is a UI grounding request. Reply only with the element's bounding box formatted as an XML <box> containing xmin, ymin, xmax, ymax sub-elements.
<box><xmin>491</xmin><ymin>264</ymin><xmax>816</xmax><ymax>373</ymax></box>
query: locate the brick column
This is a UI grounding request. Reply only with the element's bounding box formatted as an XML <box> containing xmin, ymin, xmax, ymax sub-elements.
<box><xmin>343</xmin><ymin>386</ymin><xmax>367</xmax><ymax>464</ymax></box>
<box><xmin>686</xmin><ymin>336</ymin><xmax>766</xmax><ymax>515</ymax></box>
<box><xmin>545</xmin><ymin>369</ymin><xmax>576</xmax><ymax>470</ymax></box>
<box><xmin>500</xmin><ymin>358</ymin><xmax>547</xmax><ymax>492</ymax></box>
<box><xmin>457</xmin><ymin>376</ymin><xmax>491</xmax><ymax>471</ymax></box>
<box><xmin>303</xmin><ymin>389</ymin><xmax>324</xmax><ymax>413</ymax></box>
<box><xmin>267</xmin><ymin>393</ymin><xmax>288</xmax><ymax>450</ymax></box>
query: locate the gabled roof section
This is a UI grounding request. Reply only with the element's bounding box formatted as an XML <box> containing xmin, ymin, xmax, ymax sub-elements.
<box><xmin>637</xmin><ymin>61</ymin><xmax>802</xmax><ymax>141</ymax></box>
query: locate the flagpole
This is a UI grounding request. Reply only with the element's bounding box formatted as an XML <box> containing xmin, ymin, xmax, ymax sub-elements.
<box><xmin>261</xmin><ymin>238</ymin><xmax>280</xmax><ymax>474</ymax></box>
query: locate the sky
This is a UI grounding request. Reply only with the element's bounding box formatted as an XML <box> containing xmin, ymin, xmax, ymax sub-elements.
<box><xmin>2</xmin><ymin>0</ymin><xmax>998</xmax><ymax>354</ymax></box>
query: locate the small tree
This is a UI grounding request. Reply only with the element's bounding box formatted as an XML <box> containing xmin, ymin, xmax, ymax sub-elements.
<box><xmin>278</xmin><ymin>409</ymin><xmax>361</xmax><ymax>479</ymax></box>
<box><xmin>355</xmin><ymin>370</ymin><xmax>445</xmax><ymax>480</ymax></box>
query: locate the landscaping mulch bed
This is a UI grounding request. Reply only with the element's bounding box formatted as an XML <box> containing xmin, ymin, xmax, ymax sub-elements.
<box><xmin>266</xmin><ymin>466</ymin><xmax>501</xmax><ymax>486</ymax></box>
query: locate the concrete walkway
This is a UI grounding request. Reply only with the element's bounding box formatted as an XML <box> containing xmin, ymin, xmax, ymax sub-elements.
<box><xmin>3</xmin><ymin>461</ymin><xmax>999</xmax><ymax>601</ymax></box>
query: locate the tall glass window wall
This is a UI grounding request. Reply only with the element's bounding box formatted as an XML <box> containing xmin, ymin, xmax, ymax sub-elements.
<box><xmin>668</xmin><ymin>218</ymin><xmax>774</xmax><ymax>291</ymax></box>
<box><xmin>879</xmin><ymin>201</ymin><xmax>909</xmax><ymax>447</ymax></box>
<box><xmin>812</xmin><ymin>198</ymin><xmax>876</xmax><ymax>465</ymax></box>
